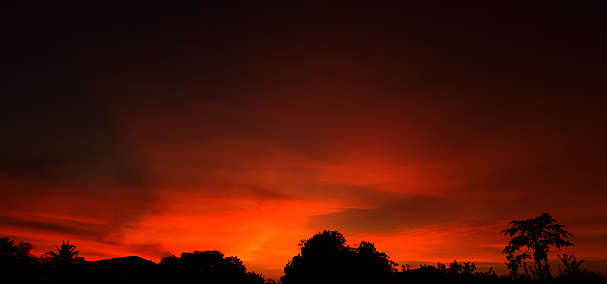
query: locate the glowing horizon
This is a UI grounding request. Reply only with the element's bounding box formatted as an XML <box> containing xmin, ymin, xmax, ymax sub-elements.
<box><xmin>2</xmin><ymin>2</ymin><xmax>606</xmax><ymax>281</ymax></box>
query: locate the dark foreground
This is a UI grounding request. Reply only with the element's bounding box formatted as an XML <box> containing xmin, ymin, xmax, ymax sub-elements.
<box><xmin>3</xmin><ymin>256</ymin><xmax>606</xmax><ymax>284</ymax></box>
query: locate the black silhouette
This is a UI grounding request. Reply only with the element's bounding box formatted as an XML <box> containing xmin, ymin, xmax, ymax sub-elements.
<box><xmin>502</xmin><ymin>213</ymin><xmax>574</xmax><ymax>281</ymax></box>
<box><xmin>438</xmin><ymin>260</ymin><xmax>477</xmax><ymax>276</ymax></box>
<box><xmin>0</xmin><ymin>237</ymin><xmax>39</xmax><ymax>283</ymax></box>
<box><xmin>390</xmin><ymin>261</ymin><xmax>500</xmax><ymax>284</ymax></box>
<box><xmin>44</xmin><ymin>239</ymin><xmax>84</xmax><ymax>267</ymax></box>
<box><xmin>2</xmin><ymin>219</ymin><xmax>606</xmax><ymax>284</ymax></box>
<box><xmin>281</xmin><ymin>230</ymin><xmax>397</xmax><ymax>284</ymax></box>
<box><xmin>78</xmin><ymin>256</ymin><xmax>168</xmax><ymax>284</ymax></box>
<box><xmin>554</xmin><ymin>254</ymin><xmax>607</xmax><ymax>283</ymax></box>
<box><xmin>0</xmin><ymin>237</ymin><xmax>36</xmax><ymax>266</ymax></box>
<box><xmin>159</xmin><ymin>250</ymin><xmax>266</xmax><ymax>284</ymax></box>
<box><xmin>558</xmin><ymin>254</ymin><xmax>584</xmax><ymax>276</ymax></box>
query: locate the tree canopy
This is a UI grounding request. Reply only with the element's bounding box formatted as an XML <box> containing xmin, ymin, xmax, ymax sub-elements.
<box><xmin>502</xmin><ymin>213</ymin><xmax>574</xmax><ymax>281</ymax></box>
<box><xmin>159</xmin><ymin>250</ymin><xmax>265</xmax><ymax>284</ymax></box>
<box><xmin>281</xmin><ymin>230</ymin><xmax>397</xmax><ymax>284</ymax></box>
<box><xmin>0</xmin><ymin>237</ymin><xmax>35</xmax><ymax>266</ymax></box>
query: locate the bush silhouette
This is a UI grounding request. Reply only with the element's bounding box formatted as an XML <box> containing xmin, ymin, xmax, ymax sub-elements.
<box><xmin>159</xmin><ymin>250</ymin><xmax>265</xmax><ymax>284</ymax></box>
<box><xmin>281</xmin><ymin>230</ymin><xmax>396</xmax><ymax>284</ymax></box>
<box><xmin>0</xmin><ymin>237</ymin><xmax>36</xmax><ymax>266</ymax></box>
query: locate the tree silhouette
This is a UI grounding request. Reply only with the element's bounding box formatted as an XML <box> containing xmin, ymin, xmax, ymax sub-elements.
<box><xmin>353</xmin><ymin>241</ymin><xmax>397</xmax><ymax>279</ymax></box>
<box><xmin>555</xmin><ymin>253</ymin><xmax>607</xmax><ymax>283</ymax></box>
<box><xmin>0</xmin><ymin>237</ymin><xmax>36</xmax><ymax>266</ymax></box>
<box><xmin>504</xmin><ymin>251</ymin><xmax>528</xmax><ymax>279</ymax></box>
<box><xmin>448</xmin><ymin>260</ymin><xmax>462</xmax><ymax>275</ymax></box>
<box><xmin>45</xmin><ymin>240</ymin><xmax>84</xmax><ymax>267</ymax></box>
<box><xmin>502</xmin><ymin>213</ymin><xmax>573</xmax><ymax>281</ymax></box>
<box><xmin>558</xmin><ymin>254</ymin><xmax>584</xmax><ymax>277</ymax></box>
<box><xmin>1</xmin><ymin>237</ymin><xmax>39</xmax><ymax>284</ymax></box>
<box><xmin>281</xmin><ymin>230</ymin><xmax>396</xmax><ymax>284</ymax></box>
<box><xmin>159</xmin><ymin>250</ymin><xmax>265</xmax><ymax>284</ymax></box>
<box><xmin>462</xmin><ymin>261</ymin><xmax>476</xmax><ymax>274</ymax></box>
<box><xmin>435</xmin><ymin>260</ymin><xmax>478</xmax><ymax>283</ymax></box>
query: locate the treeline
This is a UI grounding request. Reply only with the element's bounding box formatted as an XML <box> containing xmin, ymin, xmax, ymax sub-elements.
<box><xmin>281</xmin><ymin>229</ymin><xmax>606</xmax><ymax>284</ymax></box>
<box><xmin>0</xmin><ymin>238</ymin><xmax>270</xmax><ymax>284</ymax></box>
<box><xmin>2</xmin><ymin>213</ymin><xmax>606</xmax><ymax>284</ymax></box>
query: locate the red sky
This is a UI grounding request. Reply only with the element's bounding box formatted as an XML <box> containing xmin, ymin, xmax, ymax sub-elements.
<box><xmin>2</xmin><ymin>2</ymin><xmax>607</xmax><ymax>280</ymax></box>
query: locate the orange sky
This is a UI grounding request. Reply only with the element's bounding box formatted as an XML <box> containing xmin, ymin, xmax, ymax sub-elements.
<box><xmin>2</xmin><ymin>2</ymin><xmax>607</xmax><ymax>281</ymax></box>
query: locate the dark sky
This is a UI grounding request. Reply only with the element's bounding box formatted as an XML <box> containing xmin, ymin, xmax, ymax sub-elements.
<box><xmin>2</xmin><ymin>1</ymin><xmax>606</xmax><ymax>279</ymax></box>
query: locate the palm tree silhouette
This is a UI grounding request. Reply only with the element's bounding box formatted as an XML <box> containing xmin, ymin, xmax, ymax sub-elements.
<box><xmin>46</xmin><ymin>240</ymin><xmax>83</xmax><ymax>267</ymax></box>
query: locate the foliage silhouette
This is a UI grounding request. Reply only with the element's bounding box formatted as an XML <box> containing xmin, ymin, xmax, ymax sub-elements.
<box><xmin>502</xmin><ymin>213</ymin><xmax>574</xmax><ymax>281</ymax></box>
<box><xmin>2</xmin><ymin>221</ymin><xmax>607</xmax><ymax>284</ymax></box>
<box><xmin>434</xmin><ymin>260</ymin><xmax>482</xmax><ymax>283</ymax></box>
<box><xmin>558</xmin><ymin>254</ymin><xmax>584</xmax><ymax>276</ymax></box>
<box><xmin>281</xmin><ymin>230</ymin><xmax>397</xmax><ymax>284</ymax></box>
<box><xmin>553</xmin><ymin>254</ymin><xmax>607</xmax><ymax>284</ymax></box>
<box><xmin>45</xmin><ymin>240</ymin><xmax>84</xmax><ymax>267</ymax></box>
<box><xmin>0</xmin><ymin>237</ymin><xmax>36</xmax><ymax>266</ymax></box>
<box><xmin>1</xmin><ymin>237</ymin><xmax>46</xmax><ymax>283</ymax></box>
<box><xmin>159</xmin><ymin>250</ymin><xmax>265</xmax><ymax>284</ymax></box>
<box><xmin>449</xmin><ymin>260</ymin><xmax>463</xmax><ymax>274</ymax></box>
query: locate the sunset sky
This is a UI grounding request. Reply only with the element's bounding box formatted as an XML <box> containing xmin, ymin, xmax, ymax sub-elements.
<box><xmin>2</xmin><ymin>2</ymin><xmax>606</xmax><ymax>280</ymax></box>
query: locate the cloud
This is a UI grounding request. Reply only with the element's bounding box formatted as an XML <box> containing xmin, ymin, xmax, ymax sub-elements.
<box><xmin>309</xmin><ymin>193</ymin><xmax>457</xmax><ymax>234</ymax></box>
<box><xmin>0</xmin><ymin>214</ymin><xmax>116</xmax><ymax>244</ymax></box>
<box><xmin>248</xmin><ymin>186</ymin><xmax>293</xmax><ymax>201</ymax></box>
<box><xmin>2</xmin><ymin>1</ymin><xmax>606</xmax><ymax>278</ymax></box>
<box><xmin>0</xmin><ymin>84</ymin><xmax>156</xmax><ymax>239</ymax></box>
<box><xmin>122</xmin><ymin>243</ymin><xmax>170</xmax><ymax>258</ymax></box>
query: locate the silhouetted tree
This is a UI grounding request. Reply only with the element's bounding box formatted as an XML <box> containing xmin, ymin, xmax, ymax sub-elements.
<box><xmin>281</xmin><ymin>230</ymin><xmax>396</xmax><ymax>284</ymax></box>
<box><xmin>558</xmin><ymin>254</ymin><xmax>584</xmax><ymax>276</ymax></box>
<box><xmin>435</xmin><ymin>260</ymin><xmax>477</xmax><ymax>283</ymax></box>
<box><xmin>45</xmin><ymin>240</ymin><xmax>84</xmax><ymax>267</ymax></box>
<box><xmin>505</xmin><ymin>251</ymin><xmax>529</xmax><ymax>279</ymax></box>
<box><xmin>282</xmin><ymin>230</ymin><xmax>348</xmax><ymax>284</ymax></box>
<box><xmin>502</xmin><ymin>213</ymin><xmax>573</xmax><ymax>281</ymax></box>
<box><xmin>159</xmin><ymin>250</ymin><xmax>265</xmax><ymax>284</ymax></box>
<box><xmin>158</xmin><ymin>254</ymin><xmax>180</xmax><ymax>266</ymax></box>
<box><xmin>0</xmin><ymin>237</ymin><xmax>36</xmax><ymax>266</ymax></box>
<box><xmin>555</xmin><ymin>254</ymin><xmax>607</xmax><ymax>284</ymax></box>
<box><xmin>475</xmin><ymin>266</ymin><xmax>500</xmax><ymax>284</ymax></box>
<box><xmin>437</xmin><ymin>262</ymin><xmax>447</xmax><ymax>272</ymax></box>
<box><xmin>1</xmin><ymin>237</ymin><xmax>41</xmax><ymax>284</ymax></box>
<box><xmin>462</xmin><ymin>261</ymin><xmax>476</xmax><ymax>274</ymax></box>
<box><xmin>448</xmin><ymin>260</ymin><xmax>463</xmax><ymax>275</ymax></box>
